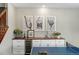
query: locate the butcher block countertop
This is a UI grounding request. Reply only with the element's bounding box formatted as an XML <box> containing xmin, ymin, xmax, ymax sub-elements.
<box><xmin>26</xmin><ymin>37</ymin><xmax>64</xmax><ymax>40</ymax></box>
<box><xmin>13</xmin><ymin>37</ymin><xmax>25</xmax><ymax>40</ymax></box>
<box><xmin>13</xmin><ymin>37</ymin><xmax>64</xmax><ymax>40</ymax></box>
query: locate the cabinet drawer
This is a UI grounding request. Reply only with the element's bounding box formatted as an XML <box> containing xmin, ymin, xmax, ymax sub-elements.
<box><xmin>56</xmin><ymin>40</ymin><xmax>65</xmax><ymax>47</ymax></box>
<box><xmin>13</xmin><ymin>40</ymin><xmax>25</xmax><ymax>46</ymax></box>
<box><xmin>13</xmin><ymin>46</ymin><xmax>25</xmax><ymax>50</ymax></box>
<box><xmin>32</xmin><ymin>40</ymin><xmax>40</xmax><ymax>42</ymax></box>
<box><xmin>13</xmin><ymin>50</ymin><xmax>25</xmax><ymax>55</ymax></box>
<box><xmin>49</xmin><ymin>40</ymin><xmax>55</xmax><ymax>47</ymax></box>
<box><xmin>32</xmin><ymin>40</ymin><xmax>40</xmax><ymax>47</ymax></box>
<box><xmin>40</xmin><ymin>40</ymin><xmax>49</xmax><ymax>47</ymax></box>
<box><xmin>13</xmin><ymin>44</ymin><xmax>25</xmax><ymax>48</ymax></box>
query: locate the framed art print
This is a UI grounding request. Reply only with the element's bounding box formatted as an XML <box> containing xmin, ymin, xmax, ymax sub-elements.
<box><xmin>34</xmin><ymin>16</ymin><xmax>45</xmax><ymax>31</ymax></box>
<box><xmin>46</xmin><ymin>16</ymin><xmax>56</xmax><ymax>31</ymax></box>
<box><xmin>24</xmin><ymin>16</ymin><xmax>34</xmax><ymax>30</ymax></box>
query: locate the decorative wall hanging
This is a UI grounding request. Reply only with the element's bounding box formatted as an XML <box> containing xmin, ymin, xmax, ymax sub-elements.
<box><xmin>23</xmin><ymin>16</ymin><xmax>56</xmax><ymax>32</ymax></box>
<box><xmin>46</xmin><ymin>16</ymin><xmax>56</xmax><ymax>31</ymax></box>
<box><xmin>34</xmin><ymin>16</ymin><xmax>45</xmax><ymax>31</ymax></box>
<box><xmin>24</xmin><ymin>16</ymin><xmax>34</xmax><ymax>30</ymax></box>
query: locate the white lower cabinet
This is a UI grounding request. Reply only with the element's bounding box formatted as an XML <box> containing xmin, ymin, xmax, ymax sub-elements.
<box><xmin>40</xmin><ymin>40</ymin><xmax>49</xmax><ymax>47</ymax></box>
<box><xmin>32</xmin><ymin>39</ymin><xmax>65</xmax><ymax>47</ymax></box>
<box><xmin>32</xmin><ymin>40</ymin><xmax>41</xmax><ymax>47</ymax></box>
<box><xmin>49</xmin><ymin>40</ymin><xmax>56</xmax><ymax>47</ymax></box>
<box><xmin>56</xmin><ymin>40</ymin><xmax>65</xmax><ymax>47</ymax></box>
<box><xmin>13</xmin><ymin>49</ymin><xmax>25</xmax><ymax>55</ymax></box>
<box><xmin>13</xmin><ymin>39</ymin><xmax>25</xmax><ymax>55</ymax></box>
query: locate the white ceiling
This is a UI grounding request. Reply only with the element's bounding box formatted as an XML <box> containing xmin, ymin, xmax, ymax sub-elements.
<box><xmin>13</xmin><ymin>3</ymin><xmax>79</xmax><ymax>8</ymax></box>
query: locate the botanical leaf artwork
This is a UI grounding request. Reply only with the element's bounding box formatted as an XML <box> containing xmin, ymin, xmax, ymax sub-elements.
<box><xmin>47</xmin><ymin>17</ymin><xmax>54</xmax><ymax>30</ymax></box>
<box><xmin>24</xmin><ymin>16</ymin><xmax>32</xmax><ymax>30</ymax></box>
<box><xmin>36</xmin><ymin>17</ymin><xmax>43</xmax><ymax>29</ymax></box>
<box><xmin>46</xmin><ymin>16</ymin><xmax>56</xmax><ymax>31</ymax></box>
<box><xmin>23</xmin><ymin>16</ymin><xmax>56</xmax><ymax>31</ymax></box>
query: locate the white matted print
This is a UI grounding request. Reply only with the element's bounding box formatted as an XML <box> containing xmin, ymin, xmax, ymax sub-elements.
<box><xmin>24</xmin><ymin>16</ymin><xmax>34</xmax><ymax>30</ymax></box>
<box><xmin>46</xmin><ymin>16</ymin><xmax>56</xmax><ymax>31</ymax></box>
<box><xmin>34</xmin><ymin>16</ymin><xmax>45</xmax><ymax>31</ymax></box>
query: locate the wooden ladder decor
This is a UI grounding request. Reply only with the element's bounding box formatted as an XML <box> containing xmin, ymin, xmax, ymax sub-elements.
<box><xmin>0</xmin><ymin>8</ymin><xmax>8</xmax><ymax>43</ymax></box>
<box><xmin>0</xmin><ymin>26</ymin><xmax>8</xmax><ymax>43</ymax></box>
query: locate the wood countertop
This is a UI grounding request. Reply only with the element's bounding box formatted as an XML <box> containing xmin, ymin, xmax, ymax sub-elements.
<box><xmin>13</xmin><ymin>37</ymin><xmax>25</xmax><ymax>40</ymax></box>
<box><xmin>25</xmin><ymin>37</ymin><xmax>64</xmax><ymax>40</ymax></box>
<box><xmin>13</xmin><ymin>37</ymin><xmax>64</xmax><ymax>40</ymax></box>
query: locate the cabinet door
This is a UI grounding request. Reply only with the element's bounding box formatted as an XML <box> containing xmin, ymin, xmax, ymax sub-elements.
<box><xmin>32</xmin><ymin>40</ymin><xmax>40</xmax><ymax>47</ymax></box>
<box><xmin>13</xmin><ymin>40</ymin><xmax>25</xmax><ymax>47</ymax></box>
<box><xmin>49</xmin><ymin>40</ymin><xmax>55</xmax><ymax>47</ymax></box>
<box><xmin>56</xmin><ymin>40</ymin><xmax>65</xmax><ymax>47</ymax></box>
<box><xmin>13</xmin><ymin>50</ymin><xmax>25</xmax><ymax>55</ymax></box>
<box><xmin>40</xmin><ymin>40</ymin><xmax>49</xmax><ymax>47</ymax></box>
<box><xmin>13</xmin><ymin>40</ymin><xmax>25</xmax><ymax>55</ymax></box>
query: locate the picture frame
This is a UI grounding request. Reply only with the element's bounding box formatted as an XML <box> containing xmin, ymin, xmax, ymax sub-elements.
<box><xmin>34</xmin><ymin>16</ymin><xmax>45</xmax><ymax>31</ymax></box>
<box><xmin>23</xmin><ymin>16</ymin><xmax>34</xmax><ymax>31</ymax></box>
<box><xmin>46</xmin><ymin>16</ymin><xmax>56</xmax><ymax>31</ymax></box>
<box><xmin>27</xmin><ymin>30</ymin><xmax>35</xmax><ymax>38</ymax></box>
<box><xmin>23</xmin><ymin>16</ymin><xmax>56</xmax><ymax>32</ymax></box>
